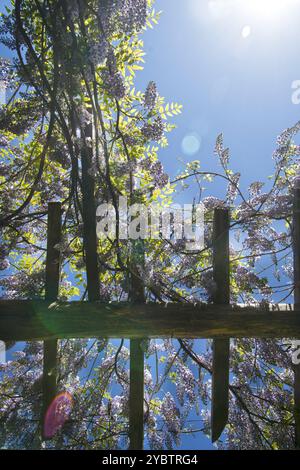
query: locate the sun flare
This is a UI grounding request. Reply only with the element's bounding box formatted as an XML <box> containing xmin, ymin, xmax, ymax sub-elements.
<box><xmin>207</xmin><ymin>0</ymin><xmax>300</xmax><ymax>22</ymax></box>
<box><xmin>244</xmin><ymin>0</ymin><xmax>294</xmax><ymax>20</ymax></box>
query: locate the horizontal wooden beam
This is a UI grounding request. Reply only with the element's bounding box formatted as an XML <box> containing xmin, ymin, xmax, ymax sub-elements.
<box><xmin>0</xmin><ymin>301</ymin><xmax>299</xmax><ymax>341</ymax></box>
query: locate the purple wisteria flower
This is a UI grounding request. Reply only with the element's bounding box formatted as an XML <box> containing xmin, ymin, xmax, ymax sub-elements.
<box><xmin>141</xmin><ymin>116</ymin><xmax>164</xmax><ymax>142</ymax></box>
<box><xmin>102</xmin><ymin>70</ymin><xmax>126</xmax><ymax>99</ymax></box>
<box><xmin>140</xmin><ymin>159</ymin><xmax>169</xmax><ymax>188</ymax></box>
<box><xmin>161</xmin><ymin>392</ymin><xmax>181</xmax><ymax>435</ymax></box>
<box><xmin>0</xmin><ymin>57</ymin><xmax>13</xmax><ymax>88</ymax></box>
<box><xmin>144</xmin><ymin>81</ymin><xmax>158</xmax><ymax>110</ymax></box>
<box><xmin>98</xmin><ymin>0</ymin><xmax>147</xmax><ymax>35</ymax></box>
<box><xmin>88</xmin><ymin>36</ymin><xmax>109</xmax><ymax>66</ymax></box>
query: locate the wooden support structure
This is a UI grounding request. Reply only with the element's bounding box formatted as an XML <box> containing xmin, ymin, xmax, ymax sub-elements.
<box><xmin>211</xmin><ymin>209</ymin><xmax>230</xmax><ymax>443</ymax></box>
<box><xmin>293</xmin><ymin>183</ymin><xmax>300</xmax><ymax>448</ymax></box>
<box><xmin>42</xmin><ymin>202</ymin><xmax>62</xmax><ymax>439</ymax></box>
<box><xmin>129</xmin><ymin>338</ymin><xmax>144</xmax><ymax>450</ymax></box>
<box><xmin>1</xmin><ymin>301</ymin><xmax>300</xmax><ymax>341</ymax></box>
<box><xmin>129</xmin><ymin>239</ymin><xmax>145</xmax><ymax>450</ymax></box>
<box><xmin>3</xmin><ymin>198</ymin><xmax>300</xmax><ymax>449</ymax></box>
<box><xmin>81</xmin><ymin>116</ymin><xmax>100</xmax><ymax>301</ymax></box>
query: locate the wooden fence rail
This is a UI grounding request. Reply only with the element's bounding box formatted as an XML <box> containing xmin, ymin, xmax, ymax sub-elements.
<box><xmin>1</xmin><ymin>191</ymin><xmax>300</xmax><ymax>447</ymax></box>
<box><xmin>1</xmin><ymin>301</ymin><xmax>299</xmax><ymax>340</ymax></box>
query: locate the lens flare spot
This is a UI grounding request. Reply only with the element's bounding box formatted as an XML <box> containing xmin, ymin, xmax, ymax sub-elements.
<box><xmin>181</xmin><ymin>133</ymin><xmax>201</xmax><ymax>156</ymax></box>
<box><xmin>241</xmin><ymin>25</ymin><xmax>251</xmax><ymax>38</ymax></box>
<box><xmin>44</xmin><ymin>392</ymin><xmax>73</xmax><ymax>439</ymax></box>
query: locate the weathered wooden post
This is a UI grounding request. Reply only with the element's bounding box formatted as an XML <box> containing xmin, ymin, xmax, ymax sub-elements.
<box><xmin>81</xmin><ymin>110</ymin><xmax>100</xmax><ymax>301</ymax></box>
<box><xmin>42</xmin><ymin>202</ymin><xmax>62</xmax><ymax>439</ymax></box>
<box><xmin>129</xmin><ymin>337</ymin><xmax>145</xmax><ymax>450</ymax></box>
<box><xmin>211</xmin><ymin>208</ymin><xmax>230</xmax><ymax>442</ymax></box>
<box><xmin>293</xmin><ymin>180</ymin><xmax>300</xmax><ymax>448</ymax></box>
<box><xmin>129</xmin><ymin>239</ymin><xmax>145</xmax><ymax>450</ymax></box>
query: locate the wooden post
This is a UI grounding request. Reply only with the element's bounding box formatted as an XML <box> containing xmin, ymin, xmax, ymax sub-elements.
<box><xmin>129</xmin><ymin>239</ymin><xmax>145</xmax><ymax>450</ymax></box>
<box><xmin>42</xmin><ymin>202</ymin><xmax>62</xmax><ymax>440</ymax></box>
<box><xmin>129</xmin><ymin>337</ymin><xmax>145</xmax><ymax>450</ymax></box>
<box><xmin>211</xmin><ymin>208</ymin><xmax>230</xmax><ymax>443</ymax></box>
<box><xmin>293</xmin><ymin>182</ymin><xmax>300</xmax><ymax>448</ymax></box>
<box><xmin>81</xmin><ymin>113</ymin><xmax>100</xmax><ymax>301</ymax></box>
<box><xmin>129</xmin><ymin>240</ymin><xmax>146</xmax><ymax>304</ymax></box>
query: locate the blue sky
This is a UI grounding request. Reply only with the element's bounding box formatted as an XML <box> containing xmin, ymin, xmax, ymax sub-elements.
<box><xmin>134</xmin><ymin>0</ymin><xmax>300</xmax><ymax>201</ymax></box>
<box><xmin>1</xmin><ymin>0</ymin><xmax>300</xmax><ymax>450</ymax></box>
